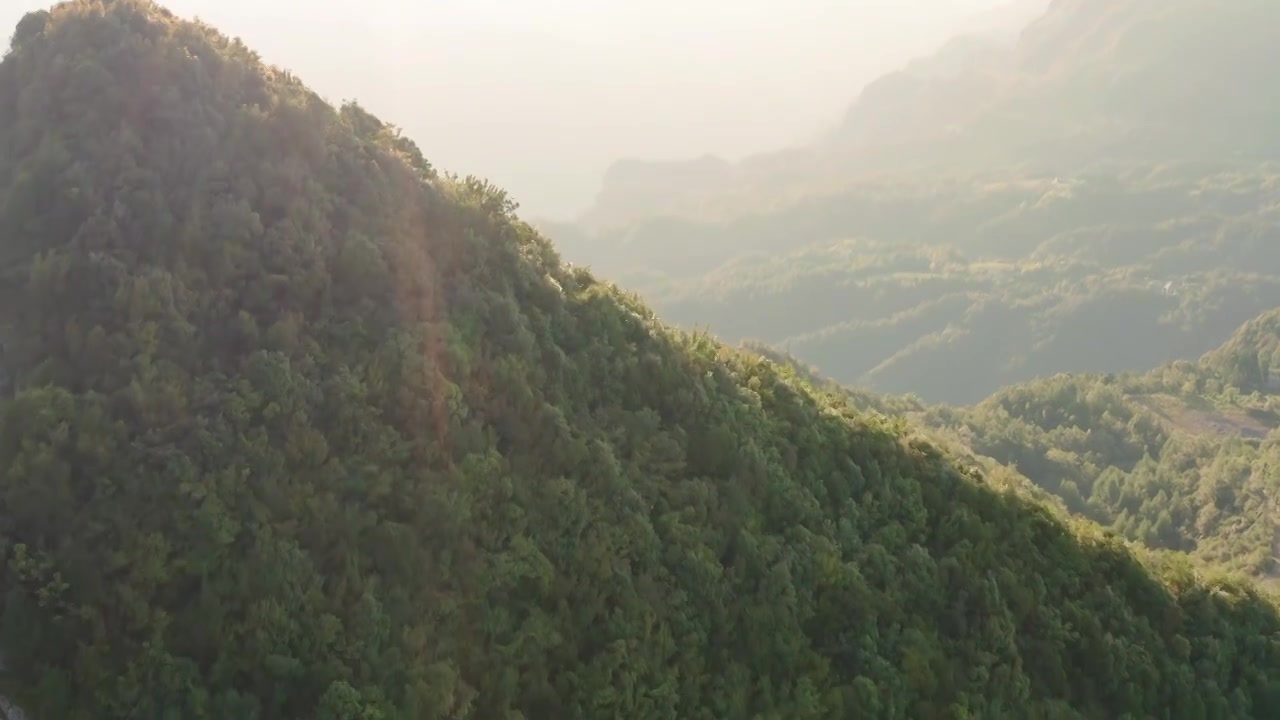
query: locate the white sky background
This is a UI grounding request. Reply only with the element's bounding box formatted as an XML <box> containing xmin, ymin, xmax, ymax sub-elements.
<box><xmin>4</xmin><ymin>0</ymin><xmax>1023</xmax><ymax>218</ymax></box>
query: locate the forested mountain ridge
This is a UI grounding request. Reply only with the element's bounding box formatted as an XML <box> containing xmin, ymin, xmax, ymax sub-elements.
<box><xmin>763</xmin><ymin>308</ymin><xmax>1280</xmax><ymax>587</ymax></box>
<box><xmin>1201</xmin><ymin>309</ymin><xmax>1280</xmax><ymax>393</ymax></box>
<box><xmin>922</xmin><ymin>366</ymin><xmax>1280</xmax><ymax>584</ymax></box>
<box><xmin>4</xmin><ymin>2</ymin><xmax>1280</xmax><ymax>718</ymax></box>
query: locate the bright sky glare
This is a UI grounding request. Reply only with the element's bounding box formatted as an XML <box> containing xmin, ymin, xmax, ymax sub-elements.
<box><xmin>4</xmin><ymin>0</ymin><xmax>1030</xmax><ymax>217</ymax></box>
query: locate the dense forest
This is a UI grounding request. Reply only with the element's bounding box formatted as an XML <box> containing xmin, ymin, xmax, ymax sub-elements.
<box><xmin>924</xmin><ymin>366</ymin><xmax>1280</xmax><ymax>584</ymax></box>
<box><xmin>4</xmin><ymin>1</ymin><xmax>1280</xmax><ymax>718</ymax></box>
<box><xmin>543</xmin><ymin>0</ymin><xmax>1280</xmax><ymax>405</ymax></box>
<box><xmin>757</xmin><ymin>309</ymin><xmax>1280</xmax><ymax>589</ymax></box>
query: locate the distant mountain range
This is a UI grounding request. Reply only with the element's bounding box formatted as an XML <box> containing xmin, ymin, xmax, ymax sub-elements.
<box><xmin>538</xmin><ymin>0</ymin><xmax>1280</xmax><ymax>410</ymax></box>
<box><xmin>573</xmin><ymin>0</ymin><xmax>1280</xmax><ymax>231</ymax></box>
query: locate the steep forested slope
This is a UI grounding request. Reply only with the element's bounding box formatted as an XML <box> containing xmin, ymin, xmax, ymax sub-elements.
<box><xmin>1201</xmin><ymin>309</ymin><xmax>1280</xmax><ymax>392</ymax></box>
<box><xmin>754</xmin><ymin>335</ymin><xmax>1280</xmax><ymax>584</ymax></box>
<box><xmin>3</xmin><ymin>3</ymin><xmax>1280</xmax><ymax>719</ymax></box>
<box><xmin>831</xmin><ymin>311</ymin><xmax>1280</xmax><ymax>584</ymax></box>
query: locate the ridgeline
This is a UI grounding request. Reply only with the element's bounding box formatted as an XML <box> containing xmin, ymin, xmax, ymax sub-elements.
<box><xmin>0</xmin><ymin>2</ymin><xmax>1279</xmax><ymax>718</ymax></box>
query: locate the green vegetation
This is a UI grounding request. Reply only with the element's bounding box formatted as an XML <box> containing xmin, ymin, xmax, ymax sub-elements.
<box><xmin>923</xmin><ymin>372</ymin><xmax>1280</xmax><ymax>581</ymax></box>
<box><xmin>775</xmin><ymin>311</ymin><xmax>1280</xmax><ymax>587</ymax></box>
<box><xmin>4</xmin><ymin>2</ymin><xmax>1280</xmax><ymax>719</ymax></box>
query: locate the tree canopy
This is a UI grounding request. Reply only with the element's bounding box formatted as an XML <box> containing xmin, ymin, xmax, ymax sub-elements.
<box><xmin>1</xmin><ymin>2</ymin><xmax>1280</xmax><ymax>719</ymax></box>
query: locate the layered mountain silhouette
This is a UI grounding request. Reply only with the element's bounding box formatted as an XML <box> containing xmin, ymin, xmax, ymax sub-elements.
<box><xmin>2</xmin><ymin>2</ymin><xmax>1280</xmax><ymax>718</ymax></box>
<box><xmin>581</xmin><ymin>0</ymin><xmax>1280</xmax><ymax>229</ymax></box>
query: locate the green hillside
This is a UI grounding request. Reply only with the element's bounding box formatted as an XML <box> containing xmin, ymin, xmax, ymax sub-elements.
<box><xmin>1200</xmin><ymin>309</ymin><xmax>1280</xmax><ymax>392</ymax></box>
<box><xmin>4</xmin><ymin>2</ymin><xmax>1280</xmax><ymax>719</ymax></box>
<box><xmin>779</xmin><ymin>310</ymin><xmax>1280</xmax><ymax>586</ymax></box>
<box><xmin>923</xmin><ymin>370</ymin><xmax>1280</xmax><ymax>582</ymax></box>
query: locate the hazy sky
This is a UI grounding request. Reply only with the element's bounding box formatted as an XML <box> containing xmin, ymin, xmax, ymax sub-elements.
<box><xmin>4</xmin><ymin>0</ymin><xmax>1021</xmax><ymax>218</ymax></box>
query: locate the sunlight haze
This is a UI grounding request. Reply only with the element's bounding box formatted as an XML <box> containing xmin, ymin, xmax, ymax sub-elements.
<box><xmin>5</xmin><ymin>0</ymin><xmax>1021</xmax><ymax>218</ymax></box>
<box><xmin>11</xmin><ymin>0</ymin><xmax>1280</xmax><ymax>715</ymax></box>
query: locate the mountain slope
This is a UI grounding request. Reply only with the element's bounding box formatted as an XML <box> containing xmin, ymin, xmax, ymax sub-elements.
<box><xmin>829</xmin><ymin>0</ymin><xmax>1280</xmax><ymax>166</ymax></box>
<box><xmin>753</xmin><ymin>331</ymin><xmax>1280</xmax><ymax>584</ymax></box>
<box><xmin>3</xmin><ymin>3</ymin><xmax>1280</xmax><ymax>719</ymax></box>
<box><xmin>1200</xmin><ymin>308</ymin><xmax>1280</xmax><ymax>391</ymax></box>
<box><xmin>873</xmin><ymin>310</ymin><xmax>1280</xmax><ymax>583</ymax></box>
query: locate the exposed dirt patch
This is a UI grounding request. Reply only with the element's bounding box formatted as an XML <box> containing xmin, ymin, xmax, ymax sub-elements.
<box><xmin>1131</xmin><ymin>394</ymin><xmax>1278</xmax><ymax>439</ymax></box>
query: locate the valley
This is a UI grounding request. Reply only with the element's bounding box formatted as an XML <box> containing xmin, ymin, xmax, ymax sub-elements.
<box><xmin>545</xmin><ymin>0</ymin><xmax>1280</xmax><ymax>406</ymax></box>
